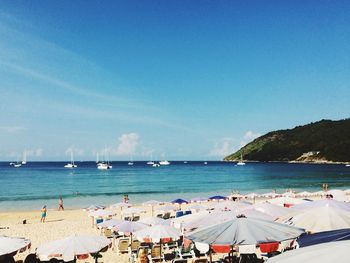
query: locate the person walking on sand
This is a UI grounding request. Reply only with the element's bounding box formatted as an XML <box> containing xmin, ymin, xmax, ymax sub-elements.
<box><xmin>41</xmin><ymin>205</ymin><xmax>47</xmax><ymax>223</ymax></box>
<box><xmin>58</xmin><ymin>196</ymin><xmax>64</xmax><ymax>211</ymax></box>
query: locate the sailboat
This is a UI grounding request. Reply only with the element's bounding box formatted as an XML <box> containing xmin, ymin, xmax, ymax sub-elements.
<box><xmin>128</xmin><ymin>155</ymin><xmax>134</xmax><ymax>166</ymax></box>
<box><xmin>64</xmin><ymin>151</ymin><xmax>77</xmax><ymax>168</ymax></box>
<box><xmin>236</xmin><ymin>153</ymin><xmax>246</xmax><ymax>166</ymax></box>
<box><xmin>146</xmin><ymin>153</ymin><xmax>155</xmax><ymax>165</ymax></box>
<box><xmin>97</xmin><ymin>148</ymin><xmax>112</xmax><ymax>170</ymax></box>
<box><xmin>21</xmin><ymin>150</ymin><xmax>27</xmax><ymax>165</ymax></box>
<box><xmin>159</xmin><ymin>160</ymin><xmax>170</xmax><ymax>166</ymax></box>
<box><xmin>96</xmin><ymin>152</ymin><xmax>99</xmax><ymax>163</ymax></box>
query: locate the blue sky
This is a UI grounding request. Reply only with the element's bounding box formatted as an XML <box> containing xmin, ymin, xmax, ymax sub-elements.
<box><xmin>0</xmin><ymin>0</ymin><xmax>349</xmax><ymax>161</ymax></box>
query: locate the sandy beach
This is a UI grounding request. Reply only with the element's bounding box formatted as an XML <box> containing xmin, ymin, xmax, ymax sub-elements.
<box><xmin>2</xmin><ymin>192</ymin><xmax>347</xmax><ymax>262</ymax></box>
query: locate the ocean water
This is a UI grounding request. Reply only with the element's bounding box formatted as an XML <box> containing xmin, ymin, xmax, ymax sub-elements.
<box><xmin>0</xmin><ymin>161</ymin><xmax>350</xmax><ymax>211</ymax></box>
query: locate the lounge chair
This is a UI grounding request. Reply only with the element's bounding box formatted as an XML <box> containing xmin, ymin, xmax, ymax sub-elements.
<box><xmin>156</xmin><ymin>213</ymin><xmax>164</xmax><ymax>218</ymax></box>
<box><xmin>163</xmin><ymin>212</ymin><xmax>171</xmax><ymax>219</ymax></box>
<box><xmin>117</xmin><ymin>238</ymin><xmax>130</xmax><ymax>255</ymax></box>
<box><xmin>104</xmin><ymin>228</ymin><xmax>113</xmax><ymax>238</ymax></box>
<box><xmin>176</xmin><ymin>211</ymin><xmax>184</xmax><ymax>217</ymax></box>
<box><xmin>149</xmin><ymin>244</ymin><xmax>164</xmax><ymax>262</ymax></box>
<box><xmin>132</xmin><ymin>215</ymin><xmax>140</xmax><ymax>221</ymax></box>
<box><xmin>172</xmin><ymin>259</ymin><xmax>188</xmax><ymax>263</ymax></box>
<box><xmin>184</xmin><ymin>210</ymin><xmax>192</xmax><ymax>215</ymax></box>
<box><xmin>192</xmin><ymin>258</ymin><xmax>208</xmax><ymax>263</ymax></box>
<box><xmin>177</xmin><ymin>245</ymin><xmax>195</xmax><ymax>259</ymax></box>
<box><xmin>130</xmin><ymin>239</ymin><xmax>141</xmax><ymax>253</ymax></box>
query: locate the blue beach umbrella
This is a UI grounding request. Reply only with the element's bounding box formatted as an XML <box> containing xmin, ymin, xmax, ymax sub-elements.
<box><xmin>171</xmin><ymin>198</ymin><xmax>188</xmax><ymax>204</ymax></box>
<box><xmin>209</xmin><ymin>195</ymin><xmax>227</xmax><ymax>201</ymax></box>
<box><xmin>298</xmin><ymin>228</ymin><xmax>350</xmax><ymax>248</ymax></box>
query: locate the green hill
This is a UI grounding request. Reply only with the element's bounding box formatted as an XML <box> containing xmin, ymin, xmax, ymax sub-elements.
<box><xmin>224</xmin><ymin>119</ymin><xmax>350</xmax><ymax>163</ymax></box>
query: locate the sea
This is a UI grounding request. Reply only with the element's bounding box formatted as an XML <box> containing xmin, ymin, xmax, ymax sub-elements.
<box><xmin>0</xmin><ymin>161</ymin><xmax>350</xmax><ymax>211</ymax></box>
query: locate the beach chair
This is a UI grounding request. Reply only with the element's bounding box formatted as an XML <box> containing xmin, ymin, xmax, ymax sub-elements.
<box><xmin>184</xmin><ymin>210</ymin><xmax>192</xmax><ymax>216</ymax></box>
<box><xmin>156</xmin><ymin>213</ymin><xmax>164</xmax><ymax>218</ymax></box>
<box><xmin>104</xmin><ymin>228</ymin><xmax>113</xmax><ymax>238</ymax></box>
<box><xmin>163</xmin><ymin>212</ymin><xmax>171</xmax><ymax>220</ymax></box>
<box><xmin>177</xmin><ymin>245</ymin><xmax>195</xmax><ymax>259</ymax></box>
<box><xmin>149</xmin><ymin>244</ymin><xmax>164</xmax><ymax>262</ymax></box>
<box><xmin>176</xmin><ymin>211</ymin><xmax>184</xmax><ymax>218</ymax></box>
<box><xmin>130</xmin><ymin>239</ymin><xmax>141</xmax><ymax>253</ymax></box>
<box><xmin>172</xmin><ymin>259</ymin><xmax>188</xmax><ymax>263</ymax></box>
<box><xmin>124</xmin><ymin>216</ymin><xmax>132</xmax><ymax>221</ymax></box>
<box><xmin>164</xmin><ymin>240</ymin><xmax>178</xmax><ymax>250</ymax></box>
<box><xmin>132</xmin><ymin>215</ymin><xmax>140</xmax><ymax>221</ymax></box>
<box><xmin>117</xmin><ymin>238</ymin><xmax>130</xmax><ymax>255</ymax></box>
<box><xmin>192</xmin><ymin>258</ymin><xmax>208</xmax><ymax>263</ymax></box>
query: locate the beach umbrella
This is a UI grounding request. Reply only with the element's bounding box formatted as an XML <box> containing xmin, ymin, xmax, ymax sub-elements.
<box><xmin>121</xmin><ymin>207</ymin><xmax>145</xmax><ymax>216</ymax></box>
<box><xmin>134</xmin><ymin>224</ymin><xmax>182</xmax><ymax>243</ymax></box>
<box><xmin>261</xmin><ymin>192</ymin><xmax>280</xmax><ymax>198</ymax></box>
<box><xmin>187</xmin><ymin>216</ymin><xmax>304</xmax><ymax>246</ymax></box>
<box><xmin>209</xmin><ymin>195</ymin><xmax>227</xmax><ymax>201</ymax></box>
<box><xmin>281</xmin><ymin>191</ymin><xmax>295</xmax><ymax>198</ymax></box>
<box><xmin>245</xmin><ymin>193</ymin><xmax>258</xmax><ymax>199</ymax></box>
<box><xmin>297</xmin><ymin>228</ymin><xmax>350</xmax><ymax>248</ymax></box>
<box><xmin>97</xmin><ymin>219</ymin><xmax>123</xmax><ymax>229</ymax></box>
<box><xmin>36</xmin><ymin>234</ymin><xmax>111</xmax><ymax>262</ymax></box>
<box><xmin>156</xmin><ymin>204</ymin><xmax>177</xmax><ymax>212</ymax></box>
<box><xmin>228</xmin><ymin>193</ymin><xmax>245</xmax><ymax>200</ymax></box>
<box><xmin>171</xmin><ymin>198</ymin><xmax>188</xmax><ymax>205</ymax></box>
<box><xmin>109</xmin><ymin>202</ymin><xmax>132</xmax><ymax>209</ymax></box>
<box><xmin>267</xmin><ymin>197</ymin><xmax>306</xmax><ymax>207</ymax></box>
<box><xmin>139</xmin><ymin>217</ymin><xmax>169</xmax><ymax>226</ymax></box>
<box><xmin>113</xmin><ymin>221</ymin><xmax>147</xmax><ymax>234</ymax></box>
<box><xmin>293</xmin><ymin>199</ymin><xmax>350</xmax><ymax>212</ymax></box>
<box><xmin>170</xmin><ymin>210</ymin><xmax>210</xmax><ymax>229</ymax></box>
<box><xmin>278</xmin><ymin>206</ymin><xmax>350</xmax><ymax>233</ymax></box>
<box><xmin>0</xmin><ymin>236</ymin><xmax>31</xmax><ymax>256</ymax></box>
<box><xmin>190</xmin><ymin>197</ymin><xmax>208</xmax><ymax>203</ymax></box>
<box><xmin>187</xmin><ymin>204</ymin><xmax>207</xmax><ymax>212</ymax></box>
<box><xmin>209</xmin><ymin>201</ymin><xmax>252</xmax><ymax>212</ymax></box>
<box><xmin>89</xmin><ymin>210</ymin><xmax>114</xmax><ymax>218</ymax></box>
<box><xmin>266</xmin><ymin>240</ymin><xmax>350</xmax><ymax>263</ymax></box>
<box><xmin>142</xmin><ymin>200</ymin><xmax>163</xmax><ymax>206</ymax></box>
<box><xmin>249</xmin><ymin>202</ymin><xmax>295</xmax><ymax>219</ymax></box>
<box><xmin>296</xmin><ymin>191</ymin><xmax>312</xmax><ymax>197</ymax></box>
<box><xmin>83</xmin><ymin>205</ymin><xmax>106</xmax><ymax>211</ymax></box>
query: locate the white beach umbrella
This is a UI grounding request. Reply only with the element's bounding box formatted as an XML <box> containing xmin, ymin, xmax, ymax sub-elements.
<box><xmin>278</xmin><ymin>206</ymin><xmax>350</xmax><ymax>233</ymax></box>
<box><xmin>89</xmin><ymin>209</ymin><xmax>114</xmax><ymax>218</ymax></box>
<box><xmin>83</xmin><ymin>205</ymin><xmax>106</xmax><ymax>211</ymax></box>
<box><xmin>97</xmin><ymin>219</ymin><xmax>123</xmax><ymax>229</ymax></box>
<box><xmin>311</xmin><ymin>191</ymin><xmax>326</xmax><ymax>196</ymax></box>
<box><xmin>296</xmin><ymin>191</ymin><xmax>312</xmax><ymax>197</ymax></box>
<box><xmin>249</xmin><ymin>202</ymin><xmax>295</xmax><ymax>219</ymax></box>
<box><xmin>142</xmin><ymin>200</ymin><xmax>163</xmax><ymax>206</ymax></box>
<box><xmin>245</xmin><ymin>193</ymin><xmax>258</xmax><ymax>199</ymax></box>
<box><xmin>209</xmin><ymin>201</ymin><xmax>252</xmax><ymax>212</ymax></box>
<box><xmin>261</xmin><ymin>192</ymin><xmax>280</xmax><ymax>198</ymax></box>
<box><xmin>156</xmin><ymin>204</ymin><xmax>177</xmax><ymax>212</ymax></box>
<box><xmin>190</xmin><ymin>197</ymin><xmax>208</xmax><ymax>203</ymax></box>
<box><xmin>170</xmin><ymin>210</ymin><xmax>210</xmax><ymax>229</ymax></box>
<box><xmin>267</xmin><ymin>197</ymin><xmax>306</xmax><ymax>206</ymax></box>
<box><xmin>228</xmin><ymin>193</ymin><xmax>245</xmax><ymax>199</ymax></box>
<box><xmin>134</xmin><ymin>224</ymin><xmax>182</xmax><ymax>243</ymax></box>
<box><xmin>266</xmin><ymin>240</ymin><xmax>350</xmax><ymax>263</ymax></box>
<box><xmin>187</xmin><ymin>216</ymin><xmax>304</xmax><ymax>245</ymax></box>
<box><xmin>110</xmin><ymin>202</ymin><xmax>131</xmax><ymax>209</ymax></box>
<box><xmin>0</xmin><ymin>236</ymin><xmax>31</xmax><ymax>256</ymax></box>
<box><xmin>293</xmin><ymin>199</ymin><xmax>350</xmax><ymax>212</ymax></box>
<box><xmin>36</xmin><ymin>234</ymin><xmax>111</xmax><ymax>262</ymax></box>
<box><xmin>121</xmin><ymin>207</ymin><xmax>145</xmax><ymax>215</ymax></box>
<box><xmin>139</xmin><ymin>217</ymin><xmax>169</xmax><ymax>226</ymax></box>
<box><xmin>113</xmin><ymin>221</ymin><xmax>147</xmax><ymax>233</ymax></box>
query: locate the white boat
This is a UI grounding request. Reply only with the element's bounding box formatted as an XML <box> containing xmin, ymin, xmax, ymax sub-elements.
<box><xmin>236</xmin><ymin>153</ymin><xmax>246</xmax><ymax>166</ymax></box>
<box><xmin>346</xmin><ymin>164</ymin><xmax>350</xmax><ymax>167</ymax></box>
<box><xmin>64</xmin><ymin>151</ymin><xmax>77</xmax><ymax>168</ymax></box>
<box><xmin>21</xmin><ymin>150</ymin><xmax>27</xmax><ymax>165</ymax></box>
<box><xmin>128</xmin><ymin>162</ymin><xmax>134</xmax><ymax>166</ymax></box>
<box><xmin>152</xmin><ymin>163</ymin><xmax>160</xmax><ymax>167</ymax></box>
<box><xmin>97</xmin><ymin>162</ymin><xmax>112</xmax><ymax>170</ymax></box>
<box><xmin>13</xmin><ymin>163</ymin><xmax>22</xmax><ymax>168</ymax></box>
<box><xmin>184</xmin><ymin>161</ymin><xmax>188</xmax><ymax>164</ymax></box>
<box><xmin>159</xmin><ymin>160</ymin><xmax>170</xmax><ymax>166</ymax></box>
<box><xmin>204</xmin><ymin>161</ymin><xmax>208</xmax><ymax>165</ymax></box>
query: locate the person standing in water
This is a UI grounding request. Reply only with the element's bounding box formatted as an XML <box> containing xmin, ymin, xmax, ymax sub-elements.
<box><xmin>58</xmin><ymin>196</ymin><xmax>64</xmax><ymax>211</ymax></box>
<box><xmin>40</xmin><ymin>205</ymin><xmax>47</xmax><ymax>223</ymax></box>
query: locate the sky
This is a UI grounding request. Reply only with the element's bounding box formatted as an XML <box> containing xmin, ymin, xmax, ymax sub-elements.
<box><xmin>0</xmin><ymin>0</ymin><xmax>349</xmax><ymax>161</ymax></box>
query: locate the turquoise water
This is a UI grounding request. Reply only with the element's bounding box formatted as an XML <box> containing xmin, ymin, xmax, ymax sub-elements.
<box><xmin>0</xmin><ymin>161</ymin><xmax>350</xmax><ymax>211</ymax></box>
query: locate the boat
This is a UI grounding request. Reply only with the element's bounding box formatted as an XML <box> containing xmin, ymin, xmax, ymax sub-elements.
<box><xmin>159</xmin><ymin>160</ymin><xmax>170</xmax><ymax>166</ymax></box>
<box><xmin>147</xmin><ymin>153</ymin><xmax>154</xmax><ymax>165</ymax></box>
<box><xmin>204</xmin><ymin>161</ymin><xmax>208</xmax><ymax>165</ymax></box>
<box><xmin>152</xmin><ymin>163</ymin><xmax>160</xmax><ymax>167</ymax></box>
<box><xmin>184</xmin><ymin>161</ymin><xmax>188</xmax><ymax>164</ymax></box>
<box><xmin>97</xmin><ymin>162</ymin><xmax>112</xmax><ymax>170</ymax></box>
<box><xmin>21</xmin><ymin>150</ymin><xmax>27</xmax><ymax>164</ymax></box>
<box><xmin>13</xmin><ymin>163</ymin><xmax>22</xmax><ymax>168</ymax></box>
<box><xmin>236</xmin><ymin>153</ymin><xmax>246</xmax><ymax>166</ymax></box>
<box><xmin>64</xmin><ymin>151</ymin><xmax>77</xmax><ymax>168</ymax></box>
<box><xmin>346</xmin><ymin>164</ymin><xmax>350</xmax><ymax>167</ymax></box>
<box><xmin>128</xmin><ymin>155</ymin><xmax>134</xmax><ymax>166</ymax></box>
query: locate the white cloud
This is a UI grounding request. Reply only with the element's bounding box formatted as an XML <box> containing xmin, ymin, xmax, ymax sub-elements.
<box><xmin>116</xmin><ymin>133</ymin><xmax>140</xmax><ymax>156</ymax></box>
<box><xmin>240</xmin><ymin>130</ymin><xmax>261</xmax><ymax>147</ymax></box>
<box><xmin>210</xmin><ymin>137</ymin><xmax>236</xmax><ymax>157</ymax></box>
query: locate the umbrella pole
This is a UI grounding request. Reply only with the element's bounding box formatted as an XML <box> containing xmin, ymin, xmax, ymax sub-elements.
<box><xmin>209</xmin><ymin>248</ymin><xmax>212</xmax><ymax>263</ymax></box>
